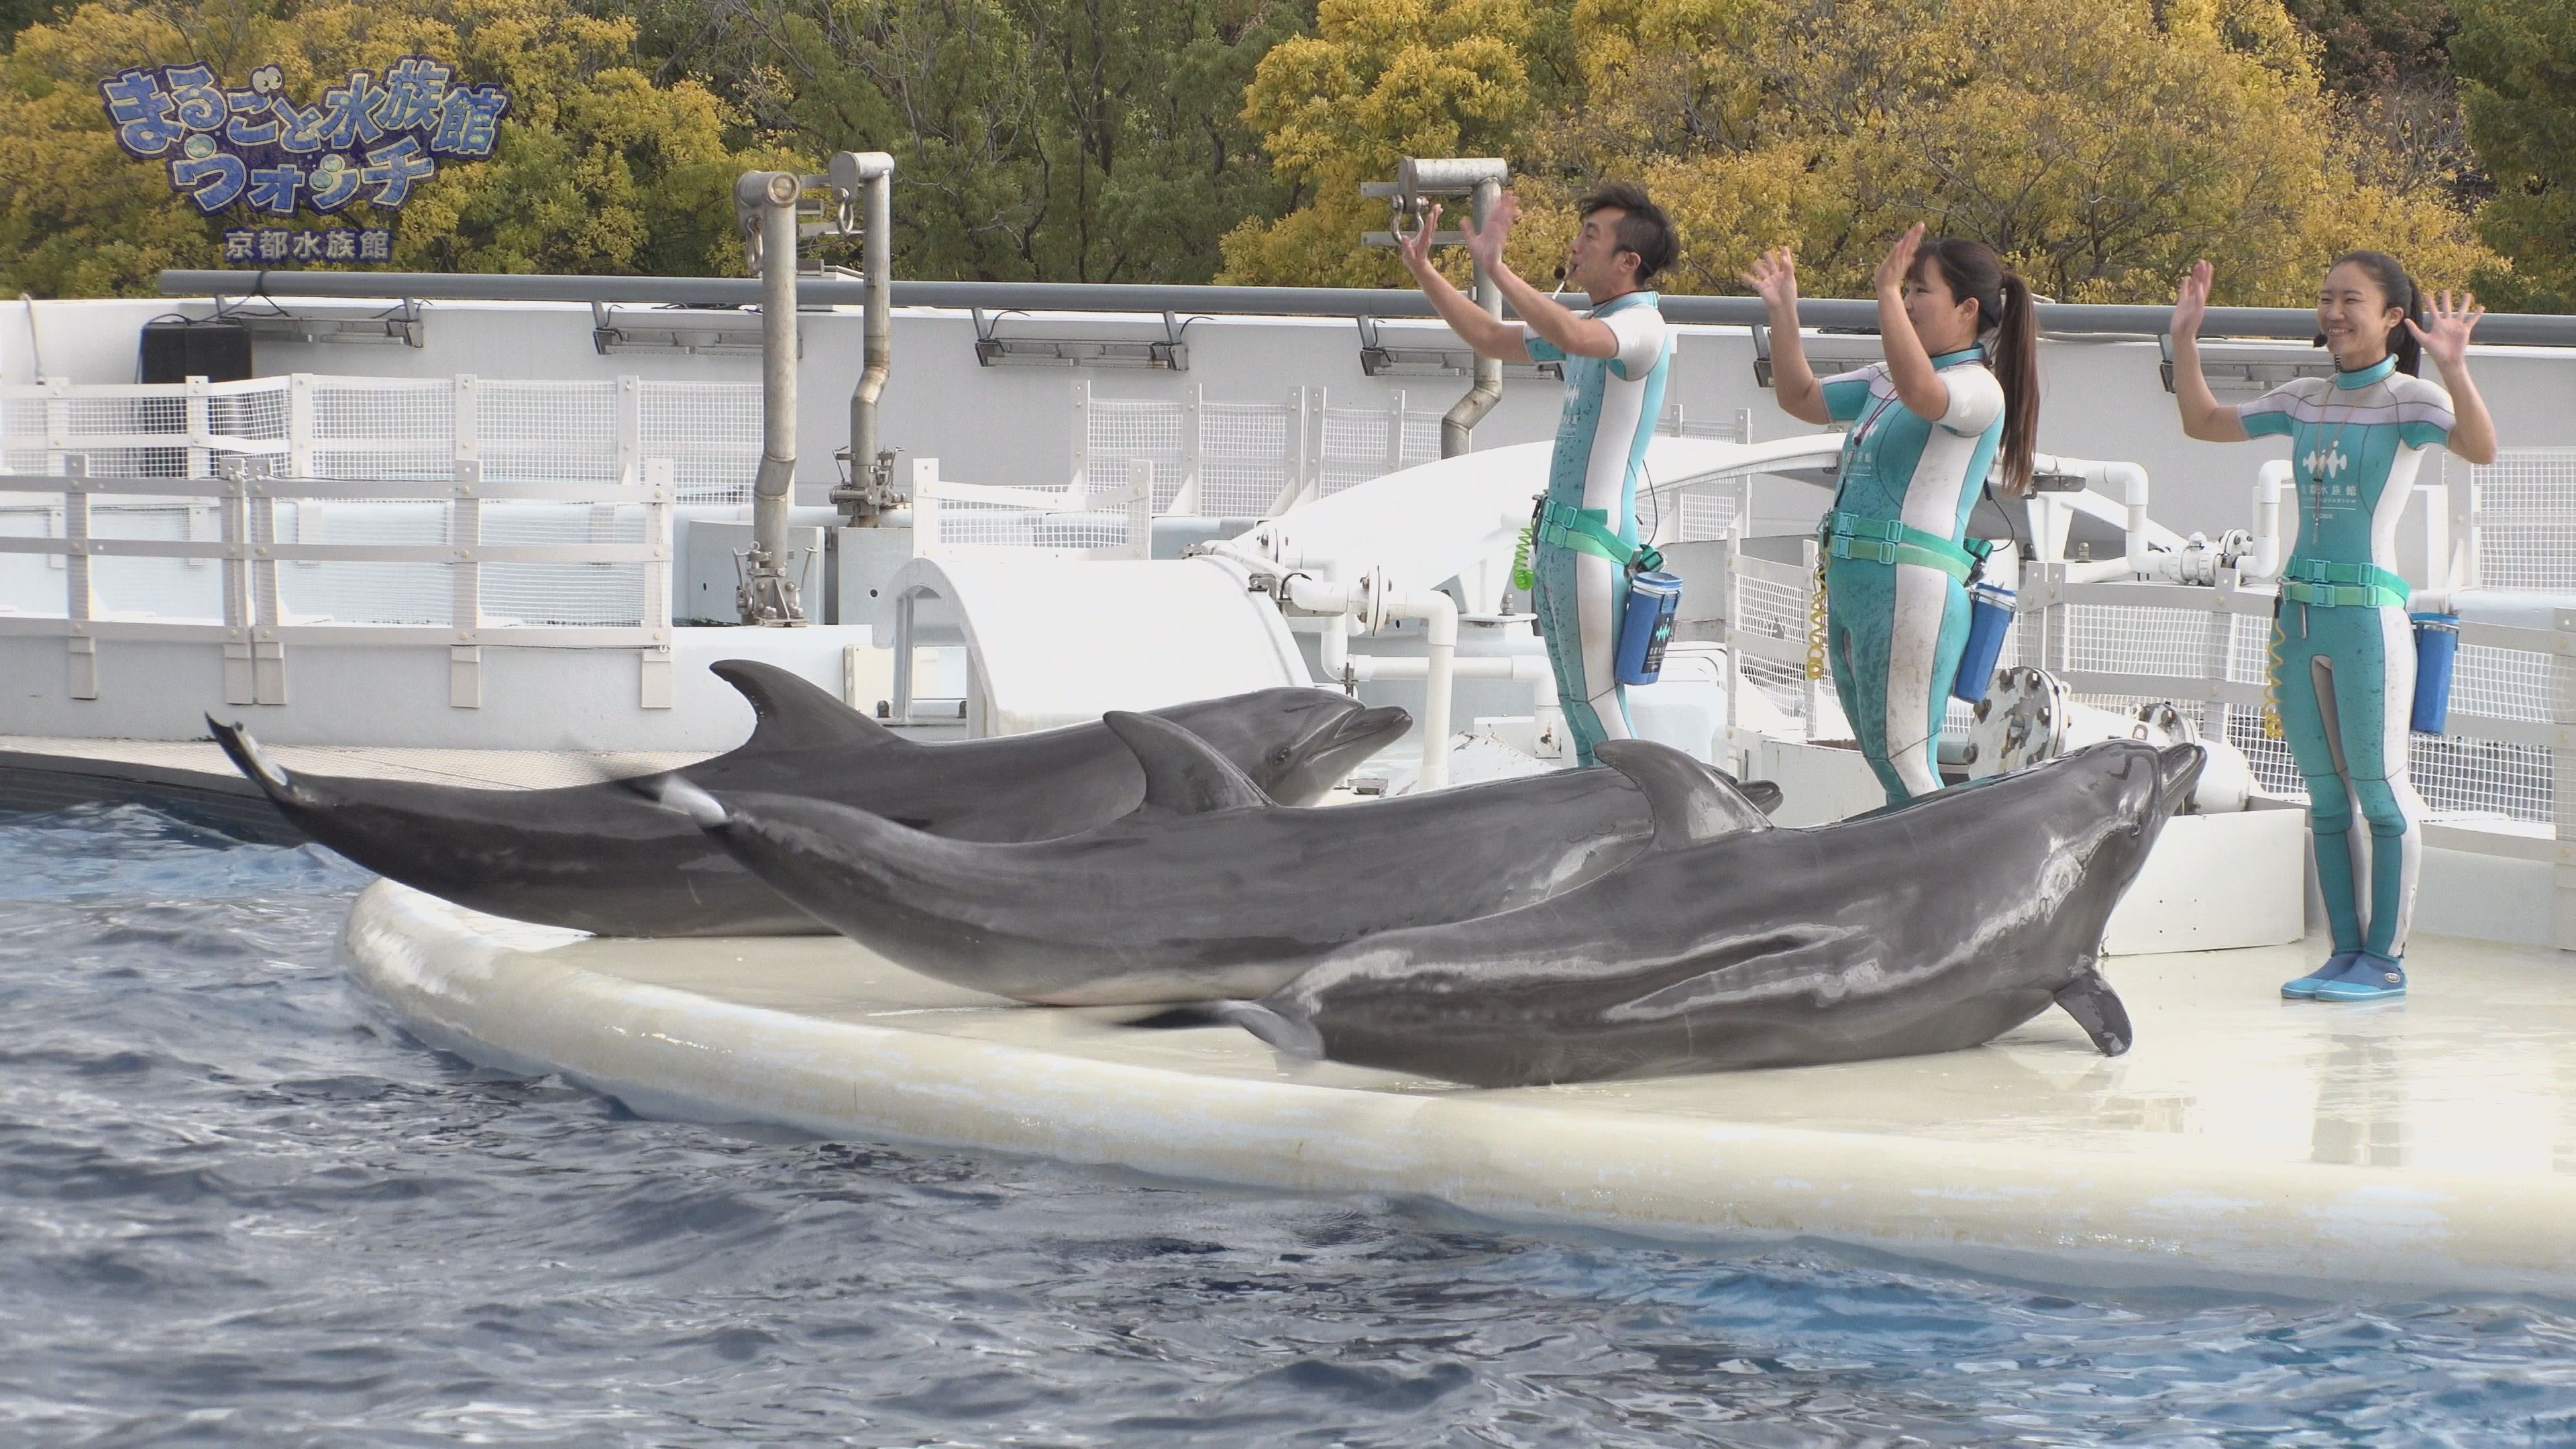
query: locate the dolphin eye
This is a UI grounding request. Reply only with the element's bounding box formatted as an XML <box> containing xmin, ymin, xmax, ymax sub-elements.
<box><xmin>1270</xmin><ymin>745</ymin><xmax>1293</xmax><ymax>765</ymax></box>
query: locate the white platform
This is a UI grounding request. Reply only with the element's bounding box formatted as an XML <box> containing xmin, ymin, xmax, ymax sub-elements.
<box><xmin>347</xmin><ymin>879</ymin><xmax>2576</xmax><ymax>1297</ymax></box>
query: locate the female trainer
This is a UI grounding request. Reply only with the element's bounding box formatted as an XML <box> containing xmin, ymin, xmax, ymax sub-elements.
<box><xmin>2171</xmin><ymin>252</ymin><xmax>2496</xmax><ymax>1002</ymax></box>
<box><xmin>1746</xmin><ymin>227</ymin><xmax>2039</xmax><ymax>805</ymax></box>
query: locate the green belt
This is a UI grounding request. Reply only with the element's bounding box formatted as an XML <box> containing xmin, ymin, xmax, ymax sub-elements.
<box><xmin>1817</xmin><ymin>510</ymin><xmax>1987</xmax><ymax>582</ymax></box>
<box><xmin>2279</xmin><ymin>557</ymin><xmax>2409</xmax><ymax>610</ymax></box>
<box><xmin>1536</xmin><ymin>500</ymin><xmax>1660</xmax><ymax>573</ymax></box>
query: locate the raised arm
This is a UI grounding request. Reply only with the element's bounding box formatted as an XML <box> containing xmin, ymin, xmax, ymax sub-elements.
<box><xmin>1742</xmin><ymin>246</ymin><xmax>1831</xmax><ymax>425</ymax></box>
<box><xmin>1459</xmin><ymin>193</ymin><xmax>1619</xmax><ymax>360</ymax></box>
<box><xmin>1873</xmin><ymin>225</ymin><xmax>1954</xmax><ymax>423</ymax></box>
<box><xmin>2169</xmin><ymin>260</ymin><xmax>2249</xmax><ymax>443</ymax></box>
<box><xmin>2410</xmin><ymin>289</ymin><xmax>2498</xmax><ymax>465</ymax></box>
<box><xmin>1397</xmin><ymin>202</ymin><xmax>1529</xmax><ymax>362</ymax></box>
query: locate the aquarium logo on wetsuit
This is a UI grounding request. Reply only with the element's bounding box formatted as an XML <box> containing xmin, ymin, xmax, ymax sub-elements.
<box><xmin>97</xmin><ymin>58</ymin><xmax>510</xmax><ymax>265</ymax></box>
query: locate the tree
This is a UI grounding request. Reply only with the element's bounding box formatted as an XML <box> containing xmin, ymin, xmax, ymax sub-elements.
<box><xmin>2452</xmin><ymin>0</ymin><xmax>2574</xmax><ymax>309</ymax></box>
<box><xmin>626</xmin><ymin>0</ymin><xmax>1306</xmax><ymax>284</ymax></box>
<box><xmin>1221</xmin><ymin>0</ymin><xmax>2498</xmax><ymax>305</ymax></box>
<box><xmin>1220</xmin><ymin>0</ymin><xmax>1548</xmax><ymax>286</ymax></box>
<box><xmin>0</xmin><ymin>0</ymin><xmax>784</xmax><ymax>297</ymax></box>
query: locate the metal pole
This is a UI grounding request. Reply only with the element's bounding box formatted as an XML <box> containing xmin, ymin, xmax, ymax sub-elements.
<box><xmin>1442</xmin><ymin>175</ymin><xmax>1506</xmax><ymax>458</ymax></box>
<box><xmin>833</xmin><ymin>151</ymin><xmax>898</xmax><ymax>523</ymax></box>
<box><xmin>737</xmin><ymin>170</ymin><xmax>804</xmax><ymax>625</ymax></box>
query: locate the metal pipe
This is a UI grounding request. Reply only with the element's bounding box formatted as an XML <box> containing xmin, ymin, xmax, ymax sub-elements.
<box><xmin>834</xmin><ymin>152</ymin><xmax>897</xmax><ymax>523</ymax></box>
<box><xmin>739</xmin><ymin>170</ymin><xmax>804</xmax><ymax>624</ymax></box>
<box><xmin>154</xmin><ymin>269</ymin><xmax>2576</xmax><ymax>347</ymax></box>
<box><xmin>1442</xmin><ymin>175</ymin><xmax>1505</xmax><ymax>458</ymax></box>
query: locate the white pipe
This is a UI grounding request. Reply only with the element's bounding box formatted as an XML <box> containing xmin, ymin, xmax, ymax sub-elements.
<box><xmin>1318</xmin><ymin>612</ymin><xmax>1348</xmax><ymax>681</ymax></box>
<box><xmin>2251</xmin><ymin>460</ymin><xmax>2290</xmax><ymax>580</ymax></box>
<box><xmin>2064</xmin><ymin>557</ymin><xmax>2141</xmax><ymax>586</ymax></box>
<box><xmin>2112</xmin><ymin>462</ymin><xmax>2151</xmax><ymax>578</ymax></box>
<box><xmin>1342</xmin><ymin>653</ymin><xmax>1550</xmax><ymax>682</ymax></box>
<box><xmin>1286</xmin><ymin>574</ymin><xmax>1458</xmax><ymax>790</ymax></box>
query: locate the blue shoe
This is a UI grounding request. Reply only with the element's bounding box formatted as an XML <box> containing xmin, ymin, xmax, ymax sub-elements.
<box><xmin>2313</xmin><ymin>953</ymin><xmax>2406</xmax><ymax>1002</ymax></box>
<box><xmin>2282</xmin><ymin>952</ymin><xmax>2360</xmax><ymax>999</ymax></box>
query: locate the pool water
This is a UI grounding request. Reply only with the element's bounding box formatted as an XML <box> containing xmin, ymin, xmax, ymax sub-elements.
<box><xmin>6</xmin><ymin>804</ymin><xmax>2576</xmax><ymax>1446</ymax></box>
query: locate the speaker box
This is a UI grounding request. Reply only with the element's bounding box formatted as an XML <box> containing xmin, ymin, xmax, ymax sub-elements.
<box><xmin>138</xmin><ymin>319</ymin><xmax>254</xmax><ymax>384</ymax></box>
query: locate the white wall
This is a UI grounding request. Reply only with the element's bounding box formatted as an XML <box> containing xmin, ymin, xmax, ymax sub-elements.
<box><xmin>7</xmin><ymin>294</ymin><xmax>2567</xmax><ymax>544</ymax></box>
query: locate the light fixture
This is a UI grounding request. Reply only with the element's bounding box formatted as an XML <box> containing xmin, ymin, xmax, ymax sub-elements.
<box><xmin>1750</xmin><ymin>323</ymin><xmax>1880</xmax><ymax>388</ymax></box>
<box><xmin>1354</xmin><ymin>317</ymin><xmax>1560</xmax><ymax>380</ymax></box>
<box><xmin>214</xmin><ymin>297</ymin><xmax>422</xmax><ymax>347</ymax></box>
<box><xmin>590</xmin><ymin>302</ymin><xmax>786</xmax><ymax>358</ymax></box>
<box><xmin>971</xmin><ymin>309</ymin><xmax>1189</xmax><ymax>370</ymax></box>
<box><xmin>2157</xmin><ymin>335</ymin><xmax>2339</xmax><ymax>395</ymax></box>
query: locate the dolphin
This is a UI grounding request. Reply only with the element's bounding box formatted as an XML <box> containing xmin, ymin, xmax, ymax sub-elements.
<box><xmin>1205</xmin><ymin>738</ymin><xmax>2202</xmax><ymax>1087</ymax></box>
<box><xmin>207</xmin><ymin>661</ymin><xmax>1409</xmax><ymax>938</ymax></box>
<box><xmin>659</xmin><ymin>713</ymin><xmax>1783</xmax><ymax>1005</ymax></box>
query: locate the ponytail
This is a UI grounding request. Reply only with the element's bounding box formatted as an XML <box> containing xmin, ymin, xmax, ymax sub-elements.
<box><xmin>1916</xmin><ymin>236</ymin><xmax>2040</xmax><ymax>496</ymax></box>
<box><xmin>1991</xmin><ymin>271</ymin><xmax>2039</xmax><ymax>497</ymax></box>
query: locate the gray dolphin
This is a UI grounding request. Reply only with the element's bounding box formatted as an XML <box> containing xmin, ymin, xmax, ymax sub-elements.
<box><xmin>1207</xmin><ymin>738</ymin><xmax>2201</xmax><ymax>1086</ymax></box>
<box><xmin>659</xmin><ymin>714</ymin><xmax>1783</xmax><ymax>1004</ymax></box>
<box><xmin>208</xmin><ymin>662</ymin><xmax>1408</xmax><ymax>938</ymax></box>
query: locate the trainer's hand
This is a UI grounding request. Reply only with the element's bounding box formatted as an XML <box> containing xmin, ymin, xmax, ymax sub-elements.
<box><xmin>2172</xmin><ymin>260</ymin><xmax>2214</xmax><ymax>340</ymax></box>
<box><xmin>1397</xmin><ymin>201</ymin><xmax>1440</xmax><ymax>278</ymax></box>
<box><xmin>2406</xmin><ymin>288</ymin><xmax>2485</xmax><ymax>371</ymax></box>
<box><xmin>1741</xmin><ymin>246</ymin><xmax>1799</xmax><ymax>311</ymax></box>
<box><xmin>1458</xmin><ymin>190</ymin><xmax>1518</xmax><ymax>279</ymax></box>
<box><xmin>1874</xmin><ymin>223</ymin><xmax>1926</xmax><ymax>299</ymax></box>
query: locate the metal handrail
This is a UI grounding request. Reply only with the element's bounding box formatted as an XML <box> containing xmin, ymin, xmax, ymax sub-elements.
<box><xmin>154</xmin><ymin>270</ymin><xmax>2576</xmax><ymax>347</ymax></box>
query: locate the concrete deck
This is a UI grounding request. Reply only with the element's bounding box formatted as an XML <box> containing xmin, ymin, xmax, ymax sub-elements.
<box><xmin>346</xmin><ymin>878</ymin><xmax>2576</xmax><ymax>1297</ymax></box>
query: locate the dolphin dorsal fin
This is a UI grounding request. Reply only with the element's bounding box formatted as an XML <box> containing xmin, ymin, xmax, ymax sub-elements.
<box><xmin>710</xmin><ymin>659</ymin><xmax>903</xmax><ymax>755</ymax></box>
<box><xmin>1594</xmin><ymin>740</ymin><xmax>1775</xmax><ymax>850</ymax></box>
<box><xmin>1105</xmin><ymin>710</ymin><xmax>1272</xmax><ymax>816</ymax></box>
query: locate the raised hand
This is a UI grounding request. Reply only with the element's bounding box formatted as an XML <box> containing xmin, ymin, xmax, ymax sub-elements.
<box><xmin>1874</xmin><ymin>223</ymin><xmax>1927</xmax><ymax>297</ymax></box>
<box><xmin>2406</xmin><ymin>288</ymin><xmax>2485</xmax><ymax>370</ymax></box>
<box><xmin>1741</xmin><ymin>246</ymin><xmax>1799</xmax><ymax>311</ymax></box>
<box><xmin>1397</xmin><ymin>201</ymin><xmax>1442</xmax><ymax>278</ymax></box>
<box><xmin>1457</xmin><ymin>189</ymin><xmax>1518</xmax><ymax>279</ymax></box>
<box><xmin>2172</xmin><ymin>260</ymin><xmax>2213</xmax><ymax>340</ymax></box>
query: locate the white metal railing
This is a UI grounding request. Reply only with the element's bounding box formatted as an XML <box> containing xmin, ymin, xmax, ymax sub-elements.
<box><xmin>1072</xmin><ymin>380</ymin><xmax>1444</xmax><ymax>520</ymax></box>
<box><xmin>0</xmin><ymin>371</ymin><xmax>777</xmax><ymax>706</ymax></box>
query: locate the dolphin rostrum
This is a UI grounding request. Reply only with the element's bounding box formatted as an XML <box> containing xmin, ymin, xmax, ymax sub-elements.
<box><xmin>664</xmin><ymin>712</ymin><xmax>1782</xmax><ymax>1005</ymax></box>
<box><xmin>209</xmin><ymin>661</ymin><xmax>1409</xmax><ymax>938</ymax></box>
<box><xmin>1206</xmin><ymin>738</ymin><xmax>2201</xmax><ymax>1086</ymax></box>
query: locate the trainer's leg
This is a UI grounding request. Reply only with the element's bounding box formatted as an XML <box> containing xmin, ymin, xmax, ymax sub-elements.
<box><xmin>1826</xmin><ymin>562</ymin><xmax>1909</xmax><ymax>806</ymax></box>
<box><xmin>1566</xmin><ymin>547</ymin><xmax>1635</xmax><ymax>756</ymax></box>
<box><xmin>2280</xmin><ymin>633</ymin><xmax>2366</xmax><ymax>957</ymax></box>
<box><xmin>1881</xmin><ymin>563</ymin><xmax>1969</xmax><ymax>799</ymax></box>
<box><xmin>2338</xmin><ymin>608</ymin><xmax>2424</xmax><ymax>959</ymax></box>
<box><xmin>1530</xmin><ymin>542</ymin><xmax>1587</xmax><ymax>764</ymax></box>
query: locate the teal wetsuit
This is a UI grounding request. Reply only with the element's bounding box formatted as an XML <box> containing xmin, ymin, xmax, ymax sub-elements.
<box><xmin>1817</xmin><ymin>347</ymin><xmax>2005</xmax><ymax>804</ymax></box>
<box><xmin>1523</xmin><ymin>292</ymin><xmax>1671</xmax><ymax>767</ymax></box>
<box><xmin>2240</xmin><ymin>356</ymin><xmax>2453</xmax><ymax>965</ymax></box>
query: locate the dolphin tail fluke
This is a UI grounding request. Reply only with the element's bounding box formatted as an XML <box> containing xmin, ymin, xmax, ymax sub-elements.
<box><xmin>1212</xmin><ymin>1000</ymin><xmax>1326</xmax><ymax>1059</ymax></box>
<box><xmin>205</xmin><ymin>714</ymin><xmax>303</xmax><ymax>804</ymax></box>
<box><xmin>710</xmin><ymin>659</ymin><xmax>904</xmax><ymax>757</ymax></box>
<box><xmin>1727</xmin><ymin>776</ymin><xmax>1785</xmax><ymax>816</ymax></box>
<box><xmin>2055</xmin><ymin>970</ymin><xmax>2133</xmax><ymax>1057</ymax></box>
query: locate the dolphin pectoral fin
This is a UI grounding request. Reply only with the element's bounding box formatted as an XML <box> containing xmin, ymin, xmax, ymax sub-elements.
<box><xmin>710</xmin><ymin>659</ymin><xmax>904</xmax><ymax>755</ymax></box>
<box><xmin>1212</xmin><ymin>1000</ymin><xmax>1325</xmax><ymax>1059</ymax></box>
<box><xmin>1124</xmin><ymin>1005</ymin><xmax>1226</xmax><ymax>1030</ymax></box>
<box><xmin>206</xmin><ymin>714</ymin><xmax>302</xmax><ymax>804</ymax></box>
<box><xmin>2054</xmin><ymin>971</ymin><xmax>2133</xmax><ymax>1057</ymax></box>
<box><xmin>1105</xmin><ymin>711</ymin><xmax>1273</xmax><ymax>816</ymax></box>
<box><xmin>631</xmin><ymin>773</ymin><xmax>729</xmax><ymax>830</ymax></box>
<box><xmin>1594</xmin><ymin>741</ymin><xmax>1776</xmax><ymax>848</ymax></box>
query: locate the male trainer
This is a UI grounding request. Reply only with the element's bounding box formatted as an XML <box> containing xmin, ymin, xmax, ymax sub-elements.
<box><xmin>1398</xmin><ymin>182</ymin><xmax>1676</xmax><ymax>765</ymax></box>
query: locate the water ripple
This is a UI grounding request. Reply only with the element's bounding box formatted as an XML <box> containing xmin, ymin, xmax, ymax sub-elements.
<box><xmin>4</xmin><ymin>802</ymin><xmax>2576</xmax><ymax>1445</ymax></box>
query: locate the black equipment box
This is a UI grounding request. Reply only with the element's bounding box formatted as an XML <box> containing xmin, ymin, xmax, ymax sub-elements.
<box><xmin>138</xmin><ymin>319</ymin><xmax>254</xmax><ymax>384</ymax></box>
